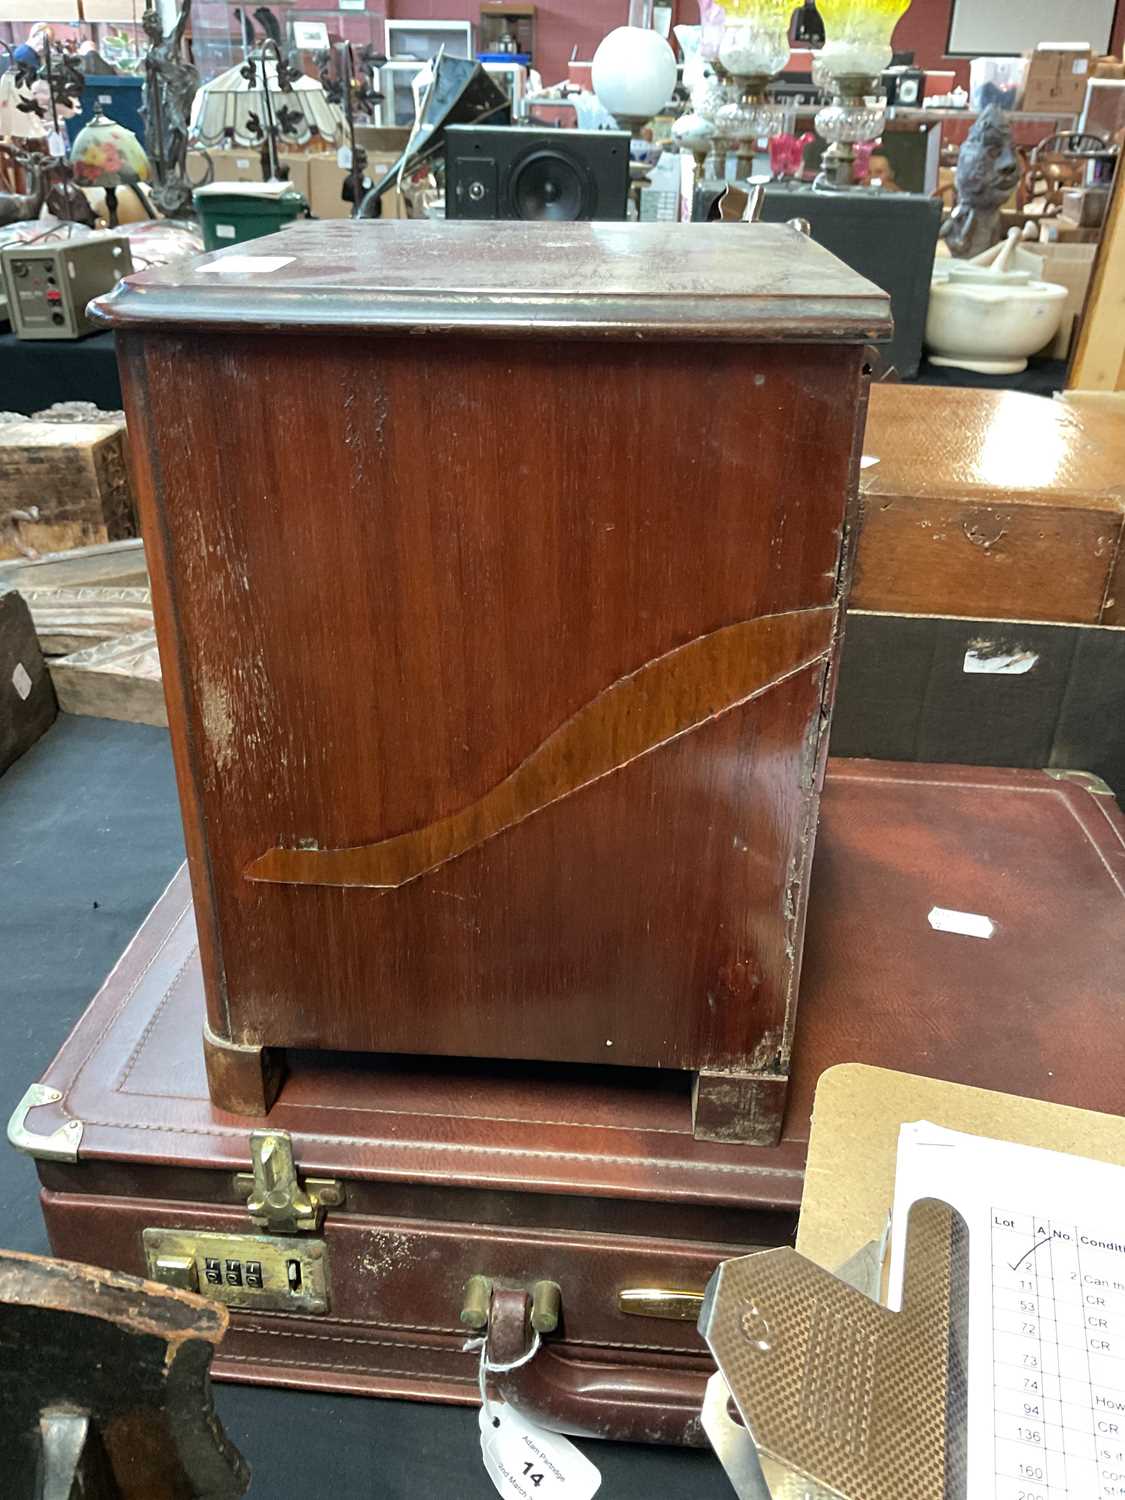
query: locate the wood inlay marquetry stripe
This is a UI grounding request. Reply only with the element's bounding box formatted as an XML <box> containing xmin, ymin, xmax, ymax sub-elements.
<box><xmin>247</xmin><ymin>606</ymin><xmax>834</xmax><ymax>890</ymax></box>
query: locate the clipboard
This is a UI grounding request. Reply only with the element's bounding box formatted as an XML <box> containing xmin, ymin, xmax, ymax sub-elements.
<box><xmin>797</xmin><ymin>1063</ymin><xmax>1125</xmax><ymax>1273</ymax></box>
<box><xmin>698</xmin><ymin>1065</ymin><xmax>1125</xmax><ymax>1498</ymax></box>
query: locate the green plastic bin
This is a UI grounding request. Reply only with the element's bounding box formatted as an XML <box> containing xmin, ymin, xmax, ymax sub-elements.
<box><xmin>194</xmin><ymin>185</ymin><xmax>307</xmax><ymax>252</ymax></box>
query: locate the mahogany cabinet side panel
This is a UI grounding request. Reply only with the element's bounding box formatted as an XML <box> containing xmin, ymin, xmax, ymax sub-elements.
<box><xmin>116</xmin><ymin>334</ymin><xmax>229</xmax><ymax>1039</ymax></box>
<box><xmin>221</xmin><ymin>658</ymin><xmax>827</xmax><ymax>1069</ymax></box>
<box><xmin>125</xmin><ymin>331</ymin><xmax>864</xmax><ymax>1070</ymax></box>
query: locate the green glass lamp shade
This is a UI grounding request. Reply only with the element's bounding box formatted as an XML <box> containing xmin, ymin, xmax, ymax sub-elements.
<box><xmin>69</xmin><ymin>110</ymin><xmax>151</xmax><ymax>187</ymax></box>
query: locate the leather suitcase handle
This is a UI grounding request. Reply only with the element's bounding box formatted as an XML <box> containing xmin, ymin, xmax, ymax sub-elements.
<box><xmin>486</xmin><ymin>1287</ymin><xmax>709</xmax><ymax>1447</ymax></box>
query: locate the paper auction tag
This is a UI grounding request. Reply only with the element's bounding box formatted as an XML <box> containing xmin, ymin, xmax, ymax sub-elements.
<box><xmin>478</xmin><ymin>1405</ymin><xmax>601</xmax><ymax>1500</ymax></box>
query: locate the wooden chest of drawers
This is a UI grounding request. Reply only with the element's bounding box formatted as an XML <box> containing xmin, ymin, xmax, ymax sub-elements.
<box><xmin>95</xmin><ymin>219</ymin><xmax>889</xmax><ymax>1140</ymax></box>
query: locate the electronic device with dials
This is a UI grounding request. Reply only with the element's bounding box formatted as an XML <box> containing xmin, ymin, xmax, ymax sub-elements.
<box><xmin>1</xmin><ymin>235</ymin><xmax>133</xmax><ymax>341</ymax></box>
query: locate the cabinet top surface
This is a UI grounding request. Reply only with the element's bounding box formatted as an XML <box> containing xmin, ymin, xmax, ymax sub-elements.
<box><xmin>865</xmin><ymin>385</ymin><xmax>1125</xmax><ymax>508</ymax></box>
<box><xmin>92</xmin><ymin>219</ymin><xmax>891</xmax><ymax>342</ymax></box>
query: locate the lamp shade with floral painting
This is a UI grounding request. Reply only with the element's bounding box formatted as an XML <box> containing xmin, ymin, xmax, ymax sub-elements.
<box><xmin>69</xmin><ymin>109</ymin><xmax>151</xmax><ymax>188</ymax></box>
<box><xmin>69</xmin><ymin>109</ymin><xmax>151</xmax><ymax>225</ymax></box>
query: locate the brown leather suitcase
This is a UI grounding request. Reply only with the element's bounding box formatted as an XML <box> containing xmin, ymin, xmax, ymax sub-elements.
<box><xmin>18</xmin><ymin>759</ymin><xmax>1125</xmax><ymax>1446</ymax></box>
<box><xmin>95</xmin><ymin>220</ymin><xmax>890</xmax><ymax>1138</ymax></box>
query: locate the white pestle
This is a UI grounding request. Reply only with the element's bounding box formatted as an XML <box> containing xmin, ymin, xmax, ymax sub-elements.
<box><xmin>991</xmin><ymin>225</ymin><xmax>1023</xmax><ymax>277</ymax></box>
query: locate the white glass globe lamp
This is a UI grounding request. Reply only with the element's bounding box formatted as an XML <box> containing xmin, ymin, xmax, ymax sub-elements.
<box><xmin>592</xmin><ymin>26</ymin><xmax>678</xmax><ymax>132</ymax></box>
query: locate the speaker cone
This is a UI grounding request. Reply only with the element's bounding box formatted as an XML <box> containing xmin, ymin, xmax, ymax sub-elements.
<box><xmin>510</xmin><ymin>150</ymin><xmax>589</xmax><ymax>221</ymax></box>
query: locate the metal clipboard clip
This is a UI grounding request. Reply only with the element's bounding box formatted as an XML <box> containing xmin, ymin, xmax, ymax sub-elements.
<box><xmin>698</xmin><ymin>1197</ymin><xmax>970</xmax><ymax>1500</ymax></box>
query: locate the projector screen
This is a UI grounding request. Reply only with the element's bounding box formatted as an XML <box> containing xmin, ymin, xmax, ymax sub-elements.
<box><xmin>947</xmin><ymin>0</ymin><xmax>1114</xmax><ymax>56</ymax></box>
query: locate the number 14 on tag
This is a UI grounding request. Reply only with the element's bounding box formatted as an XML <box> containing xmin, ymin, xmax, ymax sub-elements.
<box><xmin>479</xmin><ymin>1406</ymin><xmax>602</xmax><ymax>1500</ymax></box>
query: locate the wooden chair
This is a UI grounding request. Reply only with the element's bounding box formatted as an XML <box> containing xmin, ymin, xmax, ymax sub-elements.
<box><xmin>1019</xmin><ymin>130</ymin><xmax>1112</xmax><ymax>216</ymax></box>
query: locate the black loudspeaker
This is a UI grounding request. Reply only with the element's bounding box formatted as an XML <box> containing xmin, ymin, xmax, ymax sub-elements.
<box><xmin>445</xmin><ymin>126</ymin><xmax>630</xmax><ymax>221</ymax></box>
<box><xmin>757</xmin><ymin>187</ymin><xmax>941</xmax><ymax>378</ymax></box>
<box><xmin>358</xmin><ymin>56</ymin><xmax>510</xmax><ymax>217</ymax></box>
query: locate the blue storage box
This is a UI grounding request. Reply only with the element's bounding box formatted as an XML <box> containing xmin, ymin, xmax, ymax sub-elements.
<box><xmin>72</xmin><ymin>75</ymin><xmax>146</xmax><ymax>149</ymax></box>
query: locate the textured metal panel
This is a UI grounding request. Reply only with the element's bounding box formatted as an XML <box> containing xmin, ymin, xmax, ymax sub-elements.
<box><xmin>701</xmin><ymin>1198</ymin><xmax>969</xmax><ymax>1499</ymax></box>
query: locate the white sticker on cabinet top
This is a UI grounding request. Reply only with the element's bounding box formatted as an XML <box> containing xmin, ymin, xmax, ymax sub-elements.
<box><xmin>928</xmin><ymin>906</ymin><xmax>994</xmax><ymax>939</ymax></box>
<box><xmin>197</xmin><ymin>254</ymin><xmax>295</xmax><ymax>272</ymax></box>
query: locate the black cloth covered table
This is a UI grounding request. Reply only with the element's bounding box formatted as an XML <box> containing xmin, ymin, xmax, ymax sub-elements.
<box><xmin>0</xmin><ymin>715</ymin><xmax>730</xmax><ymax>1499</ymax></box>
<box><xmin>0</xmin><ymin>328</ymin><xmax>1065</xmax><ymax>416</ymax></box>
<box><xmin>0</xmin><ymin>330</ymin><xmax>122</xmax><ymax>414</ymax></box>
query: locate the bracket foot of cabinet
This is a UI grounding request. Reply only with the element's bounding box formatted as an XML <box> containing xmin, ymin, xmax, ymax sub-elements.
<box><xmin>692</xmin><ymin>1070</ymin><xmax>788</xmax><ymax>1146</ymax></box>
<box><xmin>202</xmin><ymin>1022</ymin><xmax>285</xmax><ymax>1117</ymax></box>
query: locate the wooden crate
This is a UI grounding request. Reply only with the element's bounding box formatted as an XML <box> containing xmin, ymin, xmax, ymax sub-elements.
<box><xmin>0</xmin><ymin>419</ymin><xmax>135</xmax><ymax>562</ymax></box>
<box><xmin>855</xmin><ymin>385</ymin><xmax>1125</xmax><ymax>625</ymax></box>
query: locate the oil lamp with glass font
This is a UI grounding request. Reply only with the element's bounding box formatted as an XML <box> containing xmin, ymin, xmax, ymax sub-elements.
<box><xmin>813</xmin><ymin>0</ymin><xmax>912</xmax><ymax>187</ymax></box>
<box><xmin>712</xmin><ymin>0</ymin><xmax>792</xmax><ymax>179</ymax></box>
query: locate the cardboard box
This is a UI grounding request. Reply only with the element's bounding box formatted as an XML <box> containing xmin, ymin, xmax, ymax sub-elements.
<box><xmin>1039</xmin><ymin>215</ymin><xmax>1100</xmax><ymax>244</ymax></box>
<box><xmin>353</xmin><ymin>125</ymin><xmax>411</xmax><ymax>155</ymax></box>
<box><xmin>1081</xmin><ymin>77</ymin><xmax>1125</xmax><ymax>138</ymax></box>
<box><xmin>0</xmin><ymin>0</ymin><xmax>78</xmax><ymax>17</ymax></box>
<box><xmin>276</xmin><ymin>153</ymin><xmax>315</xmax><ymax>202</ymax></box>
<box><xmin>307</xmin><ymin>154</ymin><xmax>351</xmax><ymax>219</ymax></box>
<box><xmin>185</xmin><ymin>148</ymin><xmax>318</xmax><ymax>202</ymax></box>
<box><xmin>1024</xmin><ymin>240</ymin><xmax>1097</xmax><ymax>357</ymax></box>
<box><xmin>81</xmin><ymin>0</ymin><xmax>143</xmax><ymax>17</ymax></box>
<box><xmin>306</xmin><ymin>153</ymin><xmax>407</xmax><ymax>219</ymax></box>
<box><xmin>1061</xmin><ymin>184</ymin><xmax>1109</xmax><ymax>227</ymax></box>
<box><xmin>194</xmin><ymin>147</ymin><xmax>261</xmax><ymax>184</ymax></box>
<box><xmin>1023</xmin><ymin>45</ymin><xmax>1096</xmax><ymax>113</ymax></box>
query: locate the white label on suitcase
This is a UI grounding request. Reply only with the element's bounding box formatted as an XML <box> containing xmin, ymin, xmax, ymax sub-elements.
<box><xmin>479</xmin><ymin>1405</ymin><xmax>601</xmax><ymax>1500</ymax></box>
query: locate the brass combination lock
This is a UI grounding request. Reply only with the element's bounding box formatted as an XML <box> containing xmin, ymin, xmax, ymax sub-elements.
<box><xmin>144</xmin><ymin>1130</ymin><xmax>340</xmax><ymax>1315</ymax></box>
<box><xmin>143</xmin><ymin>1228</ymin><xmax>329</xmax><ymax>1314</ymax></box>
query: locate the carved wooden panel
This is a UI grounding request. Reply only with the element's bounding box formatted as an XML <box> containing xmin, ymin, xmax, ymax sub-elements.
<box><xmin>49</xmin><ymin>628</ymin><xmax>165</xmax><ymax>727</ymax></box>
<box><xmin>20</xmin><ymin>585</ymin><xmax>153</xmax><ymax>655</ymax></box>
